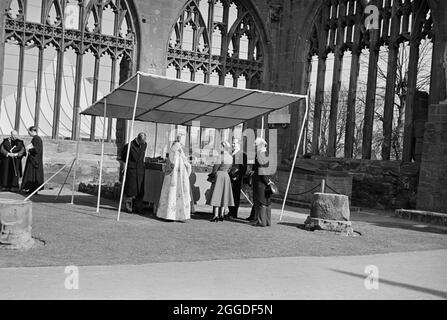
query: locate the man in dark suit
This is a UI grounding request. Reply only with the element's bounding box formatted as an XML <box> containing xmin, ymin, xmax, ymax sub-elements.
<box><xmin>121</xmin><ymin>132</ymin><xmax>147</xmax><ymax>213</ymax></box>
<box><xmin>227</xmin><ymin>138</ymin><xmax>247</xmax><ymax>219</ymax></box>
<box><xmin>0</xmin><ymin>130</ymin><xmax>26</xmax><ymax>192</ymax></box>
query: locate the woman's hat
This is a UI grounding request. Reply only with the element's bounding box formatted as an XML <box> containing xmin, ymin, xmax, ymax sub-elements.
<box><xmin>221</xmin><ymin>141</ymin><xmax>231</xmax><ymax>149</ymax></box>
<box><xmin>254</xmin><ymin>137</ymin><xmax>267</xmax><ymax>146</ymax></box>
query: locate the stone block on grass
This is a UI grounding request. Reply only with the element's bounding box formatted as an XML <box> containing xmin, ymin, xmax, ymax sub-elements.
<box><xmin>304</xmin><ymin>217</ymin><xmax>354</xmax><ymax>236</ymax></box>
<box><xmin>305</xmin><ymin>193</ymin><xmax>354</xmax><ymax>235</ymax></box>
<box><xmin>309</xmin><ymin>192</ymin><xmax>351</xmax><ymax>221</ymax></box>
<box><xmin>0</xmin><ymin>199</ymin><xmax>34</xmax><ymax>250</ymax></box>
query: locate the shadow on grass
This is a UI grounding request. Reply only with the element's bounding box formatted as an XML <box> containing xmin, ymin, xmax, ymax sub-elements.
<box><xmin>330</xmin><ymin>269</ymin><xmax>447</xmax><ymax>299</ymax></box>
<box><xmin>26</xmin><ymin>193</ymin><xmax>447</xmax><ymax>236</ymax></box>
<box><xmin>131</xmin><ymin>208</ymin><xmax>240</xmax><ymax>224</ymax></box>
<box><xmin>277</xmin><ymin>222</ymin><xmax>306</xmax><ymax>228</ymax></box>
<box><xmin>26</xmin><ymin>194</ymin><xmax>123</xmax><ymax>221</ymax></box>
<box><xmin>277</xmin><ymin>222</ymin><xmax>316</xmax><ymax>233</ymax></box>
<box><xmin>190</xmin><ymin>211</ymin><xmax>213</xmax><ymax>221</ymax></box>
<box><xmin>354</xmin><ymin>215</ymin><xmax>447</xmax><ymax>235</ymax></box>
<box><xmin>191</xmin><ymin>211</ymin><xmax>253</xmax><ymax>225</ymax></box>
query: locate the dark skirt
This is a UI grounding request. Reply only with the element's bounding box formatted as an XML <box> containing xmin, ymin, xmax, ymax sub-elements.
<box><xmin>206</xmin><ymin>171</ymin><xmax>234</xmax><ymax>207</ymax></box>
<box><xmin>0</xmin><ymin>158</ymin><xmax>22</xmax><ymax>188</ymax></box>
<box><xmin>22</xmin><ymin>159</ymin><xmax>44</xmax><ymax>192</ymax></box>
<box><xmin>252</xmin><ymin>174</ymin><xmax>271</xmax><ymax>206</ymax></box>
<box><xmin>124</xmin><ymin>168</ymin><xmax>144</xmax><ymax>198</ymax></box>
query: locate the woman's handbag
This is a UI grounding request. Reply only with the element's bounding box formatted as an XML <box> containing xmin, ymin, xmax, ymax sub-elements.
<box><xmin>243</xmin><ymin>171</ymin><xmax>254</xmax><ymax>186</ymax></box>
<box><xmin>228</xmin><ymin>166</ymin><xmax>240</xmax><ymax>182</ymax></box>
<box><xmin>207</xmin><ymin>172</ymin><xmax>216</xmax><ymax>183</ymax></box>
<box><xmin>266</xmin><ymin>179</ymin><xmax>279</xmax><ymax>195</ymax></box>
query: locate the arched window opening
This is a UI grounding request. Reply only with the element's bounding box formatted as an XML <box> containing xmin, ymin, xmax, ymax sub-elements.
<box><xmin>1</xmin><ymin>0</ymin><xmax>138</xmax><ymax>141</ymax></box>
<box><xmin>26</xmin><ymin>0</ymin><xmax>42</xmax><ymax>23</ymax></box>
<box><xmin>307</xmin><ymin>0</ymin><xmax>433</xmax><ymax>161</ymax></box>
<box><xmin>8</xmin><ymin>0</ymin><xmax>21</xmax><ymax>19</ymax></box>
<box><xmin>166</xmin><ymin>0</ymin><xmax>266</xmax><ymax>163</ymax></box>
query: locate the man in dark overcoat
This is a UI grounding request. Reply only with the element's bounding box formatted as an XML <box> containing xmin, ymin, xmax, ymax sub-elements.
<box><xmin>227</xmin><ymin>138</ymin><xmax>247</xmax><ymax>219</ymax></box>
<box><xmin>121</xmin><ymin>132</ymin><xmax>147</xmax><ymax>213</ymax></box>
<box><xmin>21</xmin><ymin>126</ymin><xmax>44</xmax><ymax>194</ymax></box>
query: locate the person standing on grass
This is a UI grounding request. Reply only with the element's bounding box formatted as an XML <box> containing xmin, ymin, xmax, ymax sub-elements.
<box><xmin>157</xmin><ymin>133</ymin><xmax>192</xmax><ymax>222</ymax></box>
<box><xmin>121</xmin><ymin>132</ymin><xmax>147</xmax><ymax>214</ymax></box>
<box><xmin>251</xmin><ymin>137</ymin><xmax>273</xmax><ymax>227</ymax></box>
<box><xmin>21</xmin><ymin>126</ymin><xmax>44</xmax><ymax>195</ymax></box>
<box><xmin>226</xmin><ymin>137</ymin><xmax>247</xmax><ymax>219</ymax></box>
<box><xmin>0</xmin><ymin>130</ymin><xmax>26</xmax><ymax>192</ymax></box>
<box><xmin>206</xmin><ymin>141</ymin><xmax>234</xmax><ymax>222</ymax></box>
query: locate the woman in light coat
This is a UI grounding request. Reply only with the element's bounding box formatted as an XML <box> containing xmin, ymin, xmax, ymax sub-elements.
<box><xmin>206</xmin><ymin>141</ymin><xmax>234</xmax><ymax>222</ymax></box>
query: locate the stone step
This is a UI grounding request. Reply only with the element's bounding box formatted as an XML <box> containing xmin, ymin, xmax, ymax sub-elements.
<box><xmin>395</xmin><ymin>209</ymin><xmax>447</xmax><ymax>226</ymax></box>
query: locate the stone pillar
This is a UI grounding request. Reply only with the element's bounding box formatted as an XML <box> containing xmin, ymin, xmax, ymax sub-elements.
<box><xmin>116</xmin><ymin>57</ymin><xmax>132</xmax><ymax>145</ymax></box>
<box><xmin>382</xmin><ymin>0</ymin><xmax>400</xmax><ymax>160</ymax></box>
<box><xmin>311</xmin><ymin>4</ymin><xmax>330</xmax><ymax>156</ymax></box>
<box><xmin>382</xmin><ymin>41</ymin><xmax>399</xmax><ymax>160</ymax></box>
<box><xmin>327</xmin><ymin>1</ymin><xmax>346</xmax><ymax>158</ymax></box>
<box><xmin>416</xmin><ymin>104</ymin><xmax>447</xmax><ymax>214</ymax></box>
<box><xmin>412</xmin><ymin>91</ymin><xmax>429</xmax><ymax>162</ymax></box>
<box><xmin>312</xmin><ymin>55</ymin><xmax>327</xmax><ymax>156</ymax></box>
<box><xmin>362</xmin><ymin>29</ymin><xmax>380</xmax><ymax>160</ymax></box>
<box><xmin>344</xmin><ymin>48</ymin><xmax>361</xmax><ymax>159</ymax></box>
<box><xmin>327</xmin><ymin>49</ymin><xmax>344</xmax><ymax>157</ymax></box>
<box><xmin>0</xmin><ymin>1</ymin><xmax>7</xmax><ymax>109</ymax></box>
<box><xmin>402</xmin><ymin>38</ymin><xmax>421</xmax><ymax>162</ymax></box>
<box><xmin>0</xmin><ymin>199</ymin><xmax>34</xmax><ymax>250</ymax></box>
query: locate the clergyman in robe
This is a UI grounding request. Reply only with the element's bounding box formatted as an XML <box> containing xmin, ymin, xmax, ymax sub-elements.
<box><xmin>157</xmin><ymin>134</ymin><xmax>192</xmax><ymax>221</ymax></box>
<box><xmin>0</xmin><ymin>130</ymin><xmax>26</xmax><ymax>192</ymax></box>
<box><xmin>21</xmin><ymin>126</ymin><xmax>44</xmax><ymax>194</ymax></box>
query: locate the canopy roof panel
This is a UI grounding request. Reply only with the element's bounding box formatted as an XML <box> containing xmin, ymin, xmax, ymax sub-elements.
<box><xmin>81</xmin><ymin>72</ymin><xmax>307</xmax><ymax>129</ymax></box>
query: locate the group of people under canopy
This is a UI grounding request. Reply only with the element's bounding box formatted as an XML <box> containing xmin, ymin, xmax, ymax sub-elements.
<box><xmin>121</xmin><ymin>132</ymin><xmax>275</xmax><ymax>227</ymax></box>
<box><xmin>80</xmin><ymin>72</ymin><xmax>308</xmax><ymax>222</ymax></box>
<box><xmin>0</xmin><ymin>127</ymin><xmax>44</xmax><ymax>194</ymax></box>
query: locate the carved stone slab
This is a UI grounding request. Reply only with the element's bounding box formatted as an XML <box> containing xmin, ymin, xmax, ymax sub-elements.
<box><xmin>0</xmin><ymin>199</ymin><xmax>34</xmax><ymax>250</ymax></box>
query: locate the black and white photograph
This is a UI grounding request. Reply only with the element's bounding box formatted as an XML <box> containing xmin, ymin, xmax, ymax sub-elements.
<box><xmin>0</xmin><ymin>0</ymin><xmax>446</xmax><ymax>307</ymax></box>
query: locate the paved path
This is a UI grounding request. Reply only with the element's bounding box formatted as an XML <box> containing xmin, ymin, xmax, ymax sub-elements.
<box><xmin>1</xmin><ymin>249</ymin><xmax>446</xmax><ymax>300</ymax></box>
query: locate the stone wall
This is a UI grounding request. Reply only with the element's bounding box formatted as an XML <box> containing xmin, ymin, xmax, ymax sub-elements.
<box><xmin>274</xmin><ymin>159</ymin><xmax>420</xmax><ymax>210</ymax></box>
<box><xmin>417</xmin><ymin>104</ymin><xmax>447</xmax><ymax>214</ymax></box>
<box><xmin>272</xmin><ymin>164</ymin><xmax>352</xmax><ymax>204</ymax></box>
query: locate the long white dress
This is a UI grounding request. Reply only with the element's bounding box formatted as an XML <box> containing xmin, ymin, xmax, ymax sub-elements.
<box><xmin>157</xmin><ymin>142</ymin><xmax>192</xmax><ymax>221</ymax></box>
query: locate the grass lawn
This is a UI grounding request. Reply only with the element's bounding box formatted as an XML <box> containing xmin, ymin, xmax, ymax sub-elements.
<box><xmin>1</xmin><ymin>191</ymin><xmax>446</xmax><ymax>268</ymax></box>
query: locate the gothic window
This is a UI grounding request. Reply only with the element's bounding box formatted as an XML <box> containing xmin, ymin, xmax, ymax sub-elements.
<box><xmin>307</xmin><ymin>0</ymin><xmax>433</xmax><ymax>161</ymax></box>
<box><xmin>167</xmin><ymin>0</ymin><xmax>263</xmax><ymax>85</ymax></box>
<box><xmin>164</xmin><ymin>0</ymin><xmax>265</xmax><ymax>161</ymax></box>
<box><xmin>1</xmin><ymin>0</ymin><xmax>137</xmax><ymax>141</ymax></box>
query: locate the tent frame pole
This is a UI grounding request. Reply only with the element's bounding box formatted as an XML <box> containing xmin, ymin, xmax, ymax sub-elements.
<box><xmin>153</xmin><ymin>123</ymin><xmax>158</xmax><ymax>157</ymax></box>
<box><xmin>55</xmin><ymin>158</ymin><xmax>76</xmax><ymax>200</ymax></box>
<box><xmin>96</xmin><ymin>97</ymin><xmax>107</xmax><ymax>213</ymax></box>
<box><xmin>280</xmin><ymin>97</ymin><xmax>309</xmax><ymax>221</ymax></box>
<box><xmin>117</xmin><ymin>73</ymin><xmax>140</xmax><ymax>221</ymax></box>
<box><xmin>70</xmin><ymin>138</ymin><xmax>80</xmax><ymax>205</ymax></box>
<box><xmin>261</xmin><ymin>115</ymin><xmax>265</xmax><ymax>139</ymax></box>
<box><xmin>23</xmin><ymin>140</ymin><xmax>80</xmax><ymax>203</ymax></box>
<box><xmin>24</xmin><ymin>161</ymin><xmax>72</xmax><ymax>201</ymax></box>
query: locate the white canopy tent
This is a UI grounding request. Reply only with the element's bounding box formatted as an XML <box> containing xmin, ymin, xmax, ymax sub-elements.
<box><xmin>80</xmin><ymin>72</ymin><xmax>308</xmax><ymax>221</ymax></box>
